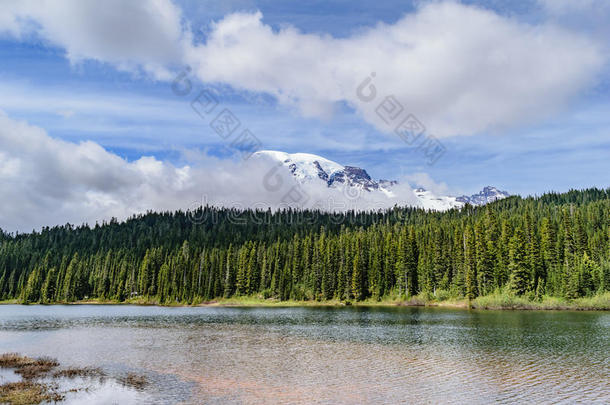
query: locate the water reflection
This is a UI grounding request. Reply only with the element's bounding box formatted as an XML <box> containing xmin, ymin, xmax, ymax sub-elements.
<box><xmin>0</xmin><ymin>305</ymin><xmax>608</xmax><ymax>404</ymax></box>
<box><xmin>0</xmin><ymin>368</ymin><xmax>20</xmax><ymax>384</ymax></box>
<box><xmin>46</xmin><ymin>376</ymin><xmax>151</xmax><ymax>405</ymax></box>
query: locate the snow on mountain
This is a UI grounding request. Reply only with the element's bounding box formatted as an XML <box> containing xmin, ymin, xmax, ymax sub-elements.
<box><xmin>412</xmin><ymin>186</ymin><xmax>510</xmax><ymax>210</ymax></box>
<box><xmin>256</xmin><ymin>151</ymin><xmax>344</xmax><ymax>183</ymax></box>
<box><xmin>253</xmin><ymin>150</ymin><xmax>380</xmax><ymax>191</ymax></box>
<box><xmin>413</xmin><ymin>188</ymin><xmax>463</xmax><ymax>211</ymax></box>
<box><xmin>252</xmin><ymin>150</ymin><xmax>509</xmax><ymax>211</ymax></box>
<box><xmin>456</xmin><ymin>186</ymin><xmax>510</xmax><ymax>205</ymax></box>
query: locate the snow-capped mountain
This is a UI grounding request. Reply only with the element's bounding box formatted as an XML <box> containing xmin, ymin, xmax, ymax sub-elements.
<box><xmin>411</xmin><ymin>186</ymin><xmax>510</xmax><ymax>210</ymax></box>
<box><xmin>456</xmin><ymin>186</ymin><xmax>510</xmax><ymax>205</ymax></box>
<box><xmin>254</xmin><ymin>150</ymin><xmax>381</xmax><ymax>191</ymax></box>
<box><xmin>252</xmin><ymin>150</ymin><xmax>509</xmax><ymax>210</ymax></box>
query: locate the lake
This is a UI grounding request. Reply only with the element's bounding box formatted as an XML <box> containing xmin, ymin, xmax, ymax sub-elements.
<box><xmin>0</xmin><ymin>305</ymin><xmax>608</xmax><ymax>404</ymax></box>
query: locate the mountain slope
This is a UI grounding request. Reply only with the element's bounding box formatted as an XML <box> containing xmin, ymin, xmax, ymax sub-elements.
<box><xmin>253</xmin><ymin>150</ymin><xmax>509</xmax><ymax>210</ymax></box>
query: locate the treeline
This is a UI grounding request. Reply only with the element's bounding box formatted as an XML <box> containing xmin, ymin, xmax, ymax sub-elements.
<box><xmin>0</xmin><ymin>188</ymin><xmax>608</xmax><ymax>304</ymax></box>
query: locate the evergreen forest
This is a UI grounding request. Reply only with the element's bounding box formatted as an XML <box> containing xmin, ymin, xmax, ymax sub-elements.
<box><xmin>1</xmin><ymin>188</ymin><xmax>608</xmax><ymax>305</ymax></box>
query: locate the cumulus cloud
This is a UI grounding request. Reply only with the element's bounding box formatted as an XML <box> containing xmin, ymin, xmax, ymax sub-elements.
<box><xmin>0</xmin><ymin>112</ymin><xmax>419</xmax><ymax>232</ymax></box>
<box><xmin>187</xmin><ymin>3</ymin><xmax>604</xmax><ymax>137</ymax></box>
<box><xmin>0</xmin><ymin>0</ymin><xmax>188</xmax><ymax>79</ymax></box>
<box><xmin>0</xmin><ymin>1</ymin><xmax>604</xmax><ymax>136</ymax></box>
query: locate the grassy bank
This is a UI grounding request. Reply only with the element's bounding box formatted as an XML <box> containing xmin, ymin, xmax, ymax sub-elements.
<box><xmin>2</xmin><ymin>291</ymin><xmax>609</xmax><ymax>310</ymax></box>
<box><xmin>471</xmin><ymin>291</ymin><xmax>610</xmax><ymax>310</ymax></box>
<box><xmin>389</xmin><ymin>291</ymin><xmax>610</xmax><ymax>311</ymax></box>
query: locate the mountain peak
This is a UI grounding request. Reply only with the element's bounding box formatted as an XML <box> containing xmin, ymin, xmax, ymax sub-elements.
<box><xmin>253</xmin><ymin>150</ymin><xmax>344</xmax><ymax>183</ymax></box>
<box><xmin>456</xmin><ymin>186</ymin><xmax>510</xmax><ymax>205</ymax></box>
<box><xmin>253</xmin><ymin>150</ymin><xmax>378</xmax><ymax>190</ymax></box>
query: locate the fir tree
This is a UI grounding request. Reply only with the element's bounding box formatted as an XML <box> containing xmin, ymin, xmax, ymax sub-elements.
<box><xmin>509</xmin><ymin>228</ymin><xmax>529</xmax><ymax>296</ymax></box>
<box><xmin>464</xmin><ymin>225</ymin><xmax>477</xmax><ymax>300</ymax></box>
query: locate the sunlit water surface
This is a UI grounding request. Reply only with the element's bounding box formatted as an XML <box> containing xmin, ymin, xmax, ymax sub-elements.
<box><xmin>0</xmin><ymin>305</ymin><xmax>608</xmax><ymax>404</ymax></box>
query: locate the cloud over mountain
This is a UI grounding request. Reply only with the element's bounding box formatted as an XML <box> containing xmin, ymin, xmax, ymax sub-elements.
<box><xmin>0</xmin><ymin>112</ymin><xmax>422</xmax><ymax>232</ymax></box>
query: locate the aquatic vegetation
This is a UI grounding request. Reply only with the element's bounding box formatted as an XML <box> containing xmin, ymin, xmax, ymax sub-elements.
<box><xmin>0</xmin><ymin>354</ymin><xmax>59</xmax><ymax>380</ymax></box>
<box><xmin>119</xmin><ymin>372</ymin><xmax>148</xmax><ymax>390</ymax></box>
<box><xmin>0</xmin><ymin>381</ymin><xmax>63</xmax><ymax>405</ymax></box>
<box><xmin>0</xmin><ymin>353</ymin><xmax>148</xmax><ymax>404</ymax></box>
<box><xmin>53</xmin><ymin>367</ymin><xmax>105</xmax><ymax>379</ymax></box>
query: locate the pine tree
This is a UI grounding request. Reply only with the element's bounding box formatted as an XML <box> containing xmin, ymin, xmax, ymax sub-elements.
<box><xmin>497</xmin><ymin>220</ymin><xmax>513</xmax><ymax>287</ymax></box>
<box><xmin>464</xmin><ymin>225</ymin><xmax>477</xmax><ymax>300</ymax></box>
<box><xmin>246</xmin><ymin>244</ymin><xmax>258</xmax><ymax>295</ymax></box>
<box><xmin>41</xmin><ymin>267</ymin><xmax>57</xmax><ymax>304</ymax></box>
<box><xmin>406</xmin><ymin>228</ymin><xmax>419</xmax><ymax>296</ymax></box>
<box><xmin>451</xmin><ymin>227</ymin><xmax>465</xmax><ymax>296</ymax></box>
<box><xmin>351</xmin><ymin>235</ymin><xmax>365</xmax><ymax>301</ymax></box>
<box><xmin>432</xmin><ymin>227</ymin><xmax>448</xmax><ymax>291</ymax></box>
<box><xmin>540</xmin><ymin>217</ymin><xmax>558</xmax><ymax>293</ymax></box>
<box><xmin>157</xmin><ymin>262</ymin><xmax>170</xmax><ymax>302</ymax></box>
<box><xmin>180</xmin><ymin>242</ymin><xmax>190</xmax><ymax>301</ymax></box>
<box><xmin>529</xmin><ymin>233</ymin><xmax>544</xmax><ymax>293</ymax></box>
<box><xmin>383</xmin><ymin>232</ymin><xmax>395</xmax><ymax>296</ymax></box>
<box><xmin>395</xmin><ymin>231</ymin><xmax>406</xmax><ymax>297</ymax></box>
<box><xmin>138</xmin><ymin>249</ymin><xmax>152</xmax><ymax>297</ymax></box>
<box><xmin>62</xmin><ymin>253</ymin><xmax>79</xmax><ymax>302</ymax></box>
<box><xmin>23</xmin><ymin>266</ymin><xmax>43</xmax><ymax>303</ymax></box>
<box><xmin>562</xmin><ymin>208</ymin><xmax>575</xmax><ymax>268</ymax></box>
<box><xmin>223</xmin><ymin>245</ymin><xmax>235</xmax><ymax>298</ymax></box>
<box><xmin>579</xmin><ymin>252</ymin><xmax>595</xmax><ymax>297</ymax></box>
<box><xmin>508</xmin><ymin>228</ymin><xmax>529</xmax><ymax>296</ymax></box>
<box><xmin>475</xmin><ymin>220</ymin><xmax>493</xmax><ymax>295</ymax></box>
<box><xmin>235</xmin><ymin>245</ymin><xmax>248</xmax><ymax>295</ymax></box>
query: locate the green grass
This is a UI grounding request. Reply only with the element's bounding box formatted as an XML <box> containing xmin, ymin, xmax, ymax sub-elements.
<box><xmin>472</xmin><ymin>291</ymin><xmax>610</xmax><ymax>310</ymax></box>
<box><xmin>2</xmin><ymin>292</ymin><xmax>608</xmax><ymax>310</ymax></box>
<box><xmin>572</xmin><ymin>292</ymin><xmax>610</xmax><ymax>310</ymax></box>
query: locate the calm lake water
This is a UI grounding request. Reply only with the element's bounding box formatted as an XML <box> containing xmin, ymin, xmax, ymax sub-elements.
<box><xmin>0</xmin><ymin>305</ymin><xmax>608</xmax><ymax>404</ymax></box>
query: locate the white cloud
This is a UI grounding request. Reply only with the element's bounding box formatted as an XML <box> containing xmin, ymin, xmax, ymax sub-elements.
<box><xmin>187</xmin><ymin>2</ymin><xmax>605</xmax><ymax>137</ymax></box>
<box><xmin>0</xmin><ymin>112</ymin><xmax>419</xmax><ymax>232</ymax></box>
<box><xmin>0</xmin><ymin>0</ymin><xmax>188</xmax><ymax>79</ymax></box>
<box><xmin>403</xmin><ymin>172</ymin><xmax>451</xmax><ymax>196</ymax></box>
<box><xmin>0</xmin><ymin>1</ymin><xmax>604</xmax><ymax>137</ymax></box>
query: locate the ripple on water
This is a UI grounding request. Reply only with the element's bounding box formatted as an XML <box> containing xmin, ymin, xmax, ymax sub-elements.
<box><xmin>0</xmin><ymin>305</ymin><xmax>608</xmax><ymax>404</ymax></box>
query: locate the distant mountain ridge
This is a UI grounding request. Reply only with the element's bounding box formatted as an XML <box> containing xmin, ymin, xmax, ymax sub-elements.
<box><xmin>252</xmin><ymin>150</ymin><xmax>509</xmax><ymax>210</ymax></box>
<box><xmin>456</xmin><ymin>186</ymin><xmax>510</xmax><ymax>205</ymax></box>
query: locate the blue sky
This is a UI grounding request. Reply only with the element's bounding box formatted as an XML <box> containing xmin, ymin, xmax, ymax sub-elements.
<box><xmin>0</xmin><ymin>0</ymin><xmax>609</xmax><ymax>230</ymax></box>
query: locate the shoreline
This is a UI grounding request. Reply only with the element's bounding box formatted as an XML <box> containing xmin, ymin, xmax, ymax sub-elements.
<box><xmin>2</xmin><ymin>292</ymin><xmax>609</xmax><ymax>311</ymax></box>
